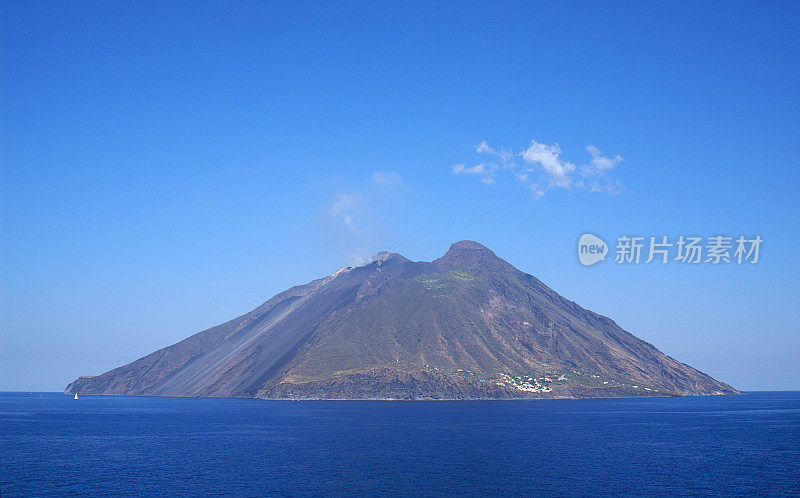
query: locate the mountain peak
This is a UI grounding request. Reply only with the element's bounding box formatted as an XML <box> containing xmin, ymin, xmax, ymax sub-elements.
<box><xmin>370</xmin><ymin>251</ymin><xmax>409</xmax><ymax>264</ymax></box>
<box><xmin>447</xmin><ymin>240</ymin><xmax>494</xmax><ymax>254</ymax></box>
<box><xmin>437</xmin><ymin>240</ymin><xmax>503</xmax><ymax>270</ymax></box>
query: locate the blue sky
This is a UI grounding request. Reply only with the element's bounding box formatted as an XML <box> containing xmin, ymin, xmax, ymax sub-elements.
<box><xmin>2</xmin><ymin>2</ymin><xmax>798</xmax><ymax>391</ymax></box>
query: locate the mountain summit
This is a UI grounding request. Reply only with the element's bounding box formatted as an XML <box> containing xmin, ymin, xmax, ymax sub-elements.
<box><xmin>66</xmin><ymin>241</ymin><xmax>738</xmax><ymax>399</ymax></box>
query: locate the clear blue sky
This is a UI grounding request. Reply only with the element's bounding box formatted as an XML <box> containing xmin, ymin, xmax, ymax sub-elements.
<box><xmin>2</xmin><ymin>2</ymin><xmax>798</xmax><ymax>391</ymax></box>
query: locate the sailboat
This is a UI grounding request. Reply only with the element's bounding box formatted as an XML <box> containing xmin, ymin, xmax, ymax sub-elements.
<box><xmin>74</xmin><ymin>393</ymin><xmax>78</xmax><ymax>400</ymax></box>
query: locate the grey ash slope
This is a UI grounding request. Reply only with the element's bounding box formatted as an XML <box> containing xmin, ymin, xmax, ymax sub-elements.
<box><xmin>66</xmin><ymin>241</ymin><xmax>738</xmax><ymax>399</ymax></box>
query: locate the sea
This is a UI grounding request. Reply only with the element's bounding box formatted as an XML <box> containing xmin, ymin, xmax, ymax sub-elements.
<box><xmin>1</xmin><ymin>391</ymin><xmax>798</xmax><ymax>496</ymax></box>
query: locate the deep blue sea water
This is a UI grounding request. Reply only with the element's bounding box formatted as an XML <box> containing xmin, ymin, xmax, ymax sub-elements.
<box><xmin>1</xmin><ymin>392</ymin><xmax>798</xmax><ymax>497</ymax></box>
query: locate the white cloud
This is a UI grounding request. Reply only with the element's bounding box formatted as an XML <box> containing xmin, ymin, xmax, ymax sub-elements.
<box><xmin>326</xmin><ymin>170</ymin><xmax>407</xmax><ymax>268</ymax></box>
<box><xmin>345</xmin><ymin>249</ymin><xmax>370</xmax><ymax>266</ymax></box>
<box><xmin>583</xmin><ymin>145</ymin><xmax>622</xmax><ymax>174</ymax></box>
<box><xmin>476</xmin><ymin>140</ymin><xmax>496</xmax><ymax>155</ymax></box>
<box><xmin>589</xmin><ymin>179</ymin><xmax>623</xmax><ymax>195</ymax></box>
<box><xmin>451</xmin><ymin>163</ymin><xmax>487</xmax><ymax>175</ymax></box>
<box><xmin>329</xmin><ymin>193</ymin><xmax>360</xmax><ymax>228</ymax></box>
<box><xmin>476</xmin><ymin>140</ymin><xmax>514</xmax><ymax>161</ymax></box>
<box><xmin>520</xmin><ymin>140</ymin><xmax>576</xmax><ymax>188</ymax></box>
<box><xmin>451</xmin><ymin>138</ymin><xmax>623</xmax><ymax>198</ymax></box>
<box><xmin>372</xmin><ymin>171</ymin><xmax>402</xmax><ymax>186</ymax></box>
<box><xmin>529</xmin><ymin>184</ymin><xmax>545</xmax><ymax>199</ymax></box>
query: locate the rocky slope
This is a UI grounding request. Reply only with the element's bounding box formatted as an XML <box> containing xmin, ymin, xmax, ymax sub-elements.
<box><xmin>66</xmin><ymin>241</ymin><xmax>739</xmax><ymax>399</ymax></box>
